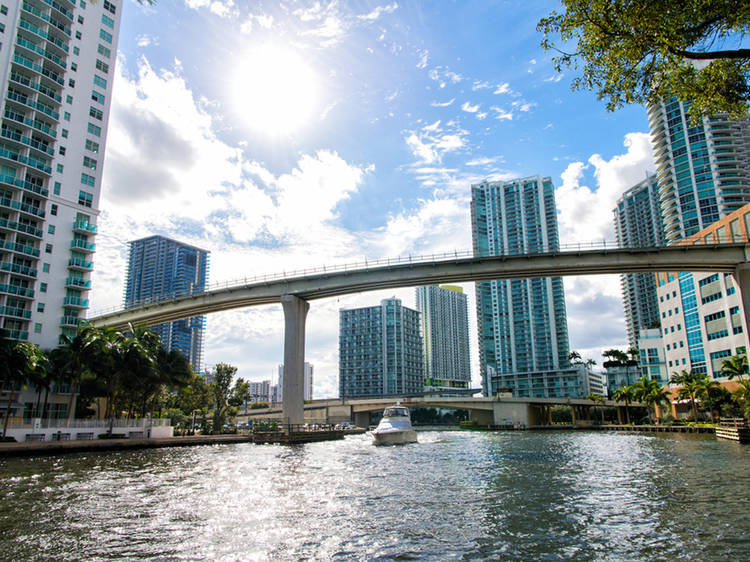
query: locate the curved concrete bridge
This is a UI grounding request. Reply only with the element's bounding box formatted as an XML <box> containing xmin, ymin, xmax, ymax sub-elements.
<box><xmin>87</xmin><ymin>243</ymin><xmax>750</xmax><ymax>428</ymax></box>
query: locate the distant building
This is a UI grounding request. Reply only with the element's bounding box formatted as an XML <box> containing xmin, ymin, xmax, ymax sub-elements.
<box><xmin>276</xmin><ymin>362</ymin><xmax>313</xmax><ymax>402</ymax></box>
<box><xmin>415</xmin><ymin>285</ymin><xmax>471</xmax><ymax>394</ymax></box>
<box><xmin>248</xmin><ymin>380</ymin><xmax>271</xmax><ymax>404</ymax></box>
<box><xmin>636</xmin><ymin>328</ymin><xmax>669</xmax><ymax>384</ymax></box>
<box><xmin>647</xmin><ymin>98</ymin><xmax>750</xmax><ymax>243</ymax></box>
<box><xmin>605</xmin><ymin>363</ymin><xmax>642</xmax><ymax>398</ymax></box>
<box><xmin>586</xmin><ymin>370</ymin><xmax>607</xmax><ymax>397</ymax></box>
<box><xmin>614</xmin><ymin>173</ymin><xmax>666</xmax><ymax>345</ymax></box>
<box><xmin>124</xmin><ymin>235</ymin><xmax>209</xmax><ymax>371</ymax></box>
<box><xmin>470</xmin><ymin>175</ymin><xmax>571</xmax><ymax>398</ymax></box>
<box><xmin>339</xmin><ymin>297</ymin><xmax>423</xmax><ymax>398</ymax></box>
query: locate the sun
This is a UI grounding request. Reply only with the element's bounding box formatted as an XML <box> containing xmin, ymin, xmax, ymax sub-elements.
<box><xmin>233</xmin><ymin>45</ymin><xmax>318</xmax><ymax>136</ymax></box>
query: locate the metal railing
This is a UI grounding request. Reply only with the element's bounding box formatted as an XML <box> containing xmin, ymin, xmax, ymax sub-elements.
<box><xmin>89</xmin><ymin>236</ymin><xmax>750</xmax><ymax>318</ymax></box>
<box><xmin>5</xmin><ymin>417</ymin><xmax>171</xmax><ymax>429</ymax></box>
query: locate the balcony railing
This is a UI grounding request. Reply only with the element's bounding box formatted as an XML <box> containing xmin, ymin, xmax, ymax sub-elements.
<box><xmin>67</xmin><ymin>257</ymin><xmax>93</xmax><ymax>270</ymax></box>
<box><xmin>72</xmin><ymin>221</ymin><xmax>97</xmax><ymax>234</ymax></box>
<box><xmin>0</xmin><ymin>196</ymin><xmax>45</xmax><ymax>218</ymax></box>
<box><xmin>70</xmin><ymin>239</ymin><xmax>95</xmax><ymax>252</ymax></box>
<box><xmin>0</xmin><ymin>283</ymin><xmax>34</xmax><ymax>298</ymax></box>
<box><xmin>64</xmin><ymin>277</ymin><xmax>90</xmax><ymax>289</ymax></box>
<box><xmin>0</xmin><ymin>239</ymin><xmax>40</xmax><ymax>257</ymax></box>
<box><xmin>0</xmin><ymin>261</ymin><xmax>37</xmax><ymax>277</ymax></box>
<box><xmin>0</xmin><ymin>305</ymin><xmax>31</xmax><ymax>319</ymax></box>
<box><xmin>0</xmin><ymin>217</ymin><xmax>43</xmax><ymax>237</ymax></box>
<box><xmin>62</xmin><ymin>296</ymin><xmax>88</xmax><ymax>308</ymax></box>
<box><xmin>60</xmin><ymin>315</ymin><xmax>80</xmax><ymax>327</ymax></box>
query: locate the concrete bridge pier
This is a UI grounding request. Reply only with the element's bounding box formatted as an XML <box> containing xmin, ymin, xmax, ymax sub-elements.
<box><xmin>281</xmin><ymin>294</ymin><xmax>309</xmax><ymax>429</ymax></box>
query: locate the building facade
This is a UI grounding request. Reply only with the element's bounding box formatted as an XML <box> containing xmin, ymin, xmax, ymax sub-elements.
<box><xmin>415</xmin><ymin>284</ymin><xmax>471</xmax><ymax>393</ymax></box>
<box><xmin>339</xmin><ymin>297</ymin><xmax>423</xmax><ymax>398</ymax></box>
<box><xmin>614</xmin><ymin>173</ymin><xmax>666</xmax><ymax>345</ymax></box>
<box><xmin>248</xmin><ymin>380</ymin><xmax>271</xmax><ymax>404</ymax></box>
<box><xmin>0</xmin><ymin>0</ymin><xmax>122</xmax><ymax>348</ymax></box>
<box><xmin>647</xmin><ymin>98</ymin><xmax>750</xmax><ymax>244</ymax></box>
<box><xmin>655</xmin><ymin>205</ymin><xmax>750</xmax><ymax>380</ymax></box>
<box><xmin>276</xmin><ymin>362</ymin><xmax>313</xmax><ymax>402</ymax></box>
<box><xmin>470</xmin><ymin>176</ymin><xmax>571</xmax><ymax>397</ymax></box>
<box><xmin>636</xmin><ymin>327</ymin><xmax>669</xmax><ymax>384</ymax></box>
<box><xmin>124</xmin><ymin>235</ymin><xmax>209</xmax><ymax>370</ymax></box>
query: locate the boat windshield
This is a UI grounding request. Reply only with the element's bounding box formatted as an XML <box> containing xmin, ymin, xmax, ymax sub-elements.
<box><xmin>384</xmin><ymin>407</ymin><xmax>409</xmax><ymax>417</ymax></box>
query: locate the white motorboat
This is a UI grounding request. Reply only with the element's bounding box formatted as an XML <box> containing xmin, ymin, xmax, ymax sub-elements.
<box><xmin>372</xmin><ymin>403</ymin><xmax>418</xmax><ymax>445</ymax></box>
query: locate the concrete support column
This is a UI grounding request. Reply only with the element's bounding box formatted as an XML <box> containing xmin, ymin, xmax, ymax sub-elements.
<box><xmin>617</xmin><ymin>406</ymin><xmax>623</xmax><ymax>425</ymax></box>
<box><xmin>733</xmin><ymin>263</ymin><xmax>750</xmax><ymax>343</ymax></box>
<box><xmin>570</xmin><ymin>405</ymin><xmax>577</xmax><ymax>424</ymax></box>
<box><xmin>354</xmin><ymin>411</ymin><xmax>370</xmax><ymax>428</ymax></box>
<box><xmin>281</xmin><ymin>294</ymin><xmax>309</xmax><ymax>429</ymax></box>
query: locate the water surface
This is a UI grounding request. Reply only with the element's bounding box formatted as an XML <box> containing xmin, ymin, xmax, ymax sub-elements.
<box><xmin>1</xmin><ymin>431</ymin><xmax>748</xmax><ymax>560</ymax></box>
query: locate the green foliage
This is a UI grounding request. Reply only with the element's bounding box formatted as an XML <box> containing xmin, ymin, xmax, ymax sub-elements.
<box><xmin>253</xmin><ymin>419</ymin><xmax>280</xmax><ymax>432</ymax></box>
<box><xmin>250</xmin><ymin>401</ymin><xmax>269</xmax><ymax>409</ymax></box>
<box><xmin>538</xmin><ymin>0</ymin><xmax>750</xmax><ymax>120</ymax></box>
<box><xmin>210</xmin><ymin>363</ymin><xmax>237</xmax><ymax>431</ymax></box>
<box><xmin>721</xmin><ymin>352</ymin><xmax>748</xmax><ymax>380</ymax></box>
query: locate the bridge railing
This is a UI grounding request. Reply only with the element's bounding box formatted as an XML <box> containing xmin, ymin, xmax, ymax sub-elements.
<box><xmin>89</xmin><ymin>235</ymin><xmax>750</xmax><ymax>318</ymax></box>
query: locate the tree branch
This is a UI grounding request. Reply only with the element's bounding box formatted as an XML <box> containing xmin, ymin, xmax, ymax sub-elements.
<box><xmin>669</xmin><ymin>47</ymin><xmax>750</xmax><ymax>60</ymax></box>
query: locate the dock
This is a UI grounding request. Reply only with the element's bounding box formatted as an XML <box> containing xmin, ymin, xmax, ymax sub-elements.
<box><xmin>715</xmin><ymin>418</ymin><xmax>750</xmax><ymax>443</ymax></box>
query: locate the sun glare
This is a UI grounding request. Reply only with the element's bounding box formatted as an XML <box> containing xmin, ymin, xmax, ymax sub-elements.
<box><xmin>234</xmin><ymin>45</ymin><xmax>318</xmax><ymax>136</ymax></box>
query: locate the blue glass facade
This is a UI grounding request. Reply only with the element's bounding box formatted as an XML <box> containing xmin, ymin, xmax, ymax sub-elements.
<box><xmin>470</xmin><ymin>176</ymin><xmax>570</xmax><ymax>397</ymax></box>
<box><xmin>124</xmin><ymin>235</ymin><xmax>209</xmax><ymax>371</ymax></box>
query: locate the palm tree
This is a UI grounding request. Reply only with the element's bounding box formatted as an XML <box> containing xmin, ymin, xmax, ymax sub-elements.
<box><xmin>632</xmin><ymin>376</ymin><xmax>671</xmax><ymax>422</ymax></box>
<box><xmin>720</xmin><ymin>352</ymin><xmax>748</xmax><ymax>380</ymax></box>
<box><xmin>586</xmin><ymin>393</ymin><xmax>605</xmax><ymax>423</ymax></box>
<box><xmin>1</xmin><ymin>334</ymin><xmax>47</xmax><ymax>438</ymax></box>
<box><xmin>732</xmin><ymin>379</ymin><xmax>750</xmax><ymax>418</ymax></box>
<box><xmin>568</xmin><ymin>350</ymin><xmax>582</xmax><ymax>364</ymax></box>
<box><xmin>612</xmin><ymin>385</ymin><xmax>635</xmax><ymax>424</ymax></box>
<box><xmin>52</xmin><ymin>324</ymin><xmax>99</xmax><ymax>423</ymax></box>
<box><xmin>670</xmin><ymin>369</ymin><xmax>703</xmax><ymax>420</ymax></box>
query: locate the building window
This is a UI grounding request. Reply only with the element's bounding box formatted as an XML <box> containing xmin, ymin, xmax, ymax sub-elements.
<box><xmin>37</xmin><ymin>303</ymin><xmax>44</xmax><ymax>312</ymax></box>
<box><xmin>91</xmin><ymin>91</ymin><xmax>105</xmax><ymax>104</ymax></box>
<box><xmin>64</xmin><ymin>112</ymin><xmax>71</xmax><ymax>121</ymax></box>
<box><xmin>80</xmin><ymin>173</ymin><xmax>95</xmax><ymax>187</ymax></box>
<box><xmin>103</xmin><ymin>0</ymin><xmax>116</xmax><ymax>14</ymax></box>
<box><xmin>45</xmin><ymin>244</ymin><xmax>52</xmax><ymax>253</ymax></box>
<box><xmin>66</xmin><ymin>95</ymin><xmax>73</xmax><ymax>104</ymax></box>
<box><xmin>42</xmin><ymin>263</ymin><xmax>50</xmax><ymax>273</ymax></box>
<box><xmin>0</xmin><ymin>5</ymin><xmax>7</xmax><ymax>15</ymax></box>
<box><xmin>77</xmin><ymin>15</ymin><xmax>84</xmax><ymax>24</ymax></box>
<box><xmin>97</xmin><ymin>44</ymin><xmax>111</xmax><ymax>58</ymax></box>
<box><xmin>93</xmin><ymin>75</ymin><xmax>107</xmax><ymax>89</ymax></box>
<box><xmin>40</xmin><ymin>283</ymin><xmax>47</xmax><ymax>293</ymax></box>
<box><xmin>71</xmin><ymin>62</ymin><xmax>77</xmax><ymax>72</ymax></box>
<box><xmin>53</xmin><ymin>182</ymin><xmax>61</xmax><ymax>195</ymax></box>
<box><xmin>56</xmin><ymin>164</ymin><xmax>64</xmax><ymax>173</ymax></box>
<box><xmin>47</xmin><ymin>225</ymin><xmax>55</xmax><ymax>234</ymax></box>
<box><xmin>73</xmin><ymin>46</ymin><xmax>80</xmax><ymax>55</ymax></box>
<box><xmin>68</xmin><ymin>79</ymin><xmax>75</xmax><ymax>88</ymax></box>
<box><xmin>83</xmin><ymin>156</ymin><xmax>97</xmax><ymax>170</ymax></box>
<box><xmin>78</xmin><ymin>190</ymin><xmax>93</xmax><ymax>207</ymax></box>
<box><xmin>87</xmin><ymin>123</ymin><xmax>101</xmax><ymax>137</ymax></box>
<box><xmin>101</xmin><ymin>14</ymin><xmax>114</xmax><ymax>28</ymax></box>
<box><xmin>58</xmin><ymin>146</ymin><xmax>66</xmax><ymax>155</ymax></box>
<box><xmin>34</xmin><ymin>323</ymin><xmax>42</xmax><ymax>334</ymax></box>
<box><xmin>50</xmin><ymin>204</ymin><xmax>57</xmax><ymax>216</ymax></box>
<box><xmin>75</xmin><ymin>31</ymin><xmax>82</xmax><ymax>40</ymax></box>
<box><xmin>85</xmin><ymin>139</ymin><xmax>99</xmax><ymax>153</ymax></box>
<box><xmin>96</xmin><ymin>59</ymin><xmax>109</xmax><ymax>73</ymax></box>
<box><xmin>89</xmin><ymin>106</ymin><xmax>103</xmax><ymax>120</ymax></box>
<box><xmin>61</xmin><ymin>129</ymin><xmax>68</xmax><ymax>138</ymax></box>
<box><xmin>99</xmin><ymin>30</ymin><xmax>113</xmax><ymax>44</ymax></box>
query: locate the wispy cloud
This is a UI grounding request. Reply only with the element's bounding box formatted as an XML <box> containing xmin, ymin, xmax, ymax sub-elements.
<box><xmin>430</xmin><ymin>98</ymin><xmax>455</xmax><ymax>107</ymax></box>
<box><xmin>461</xmin><ymin>101</ymin><xmax>480</xmax><ymax>113</ymax></box>
<box><xmin>416</xmin><ymin>49</ymin><xmax>429</xmax><ymax>69</ymax></box>
<box><xmin>493</xmin><ymin>82</ymin><xmax>512</xmax><ymax>95</ymax></box>
<box><xmin>490</xmin><ymin>106</ymin><xmax>513</xmax><ymax>120</ymax></box>
<box><xmin>358</xmin><ymin>2</ymin><xmax>399</xmax><ymax>21</ymax></box>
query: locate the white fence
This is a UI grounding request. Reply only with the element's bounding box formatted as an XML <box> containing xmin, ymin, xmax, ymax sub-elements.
<box><xmin>4</xmin><ymin>417</ymin><xmax>173</xmax><ymax>442</ymax></box>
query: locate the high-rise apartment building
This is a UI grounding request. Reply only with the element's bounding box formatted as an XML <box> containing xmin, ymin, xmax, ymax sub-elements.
<box><xmin>614</xmin><ymin>173</ymin><xmax>666</xmax><ymax>345</ymax></box>
<box><xmin>124</xmin><ymin>235</ymin><xmax>209</xmax><ymax>370</ymax></box>
<box><xmin>415</xmin><ymin>284</ymin><xmax>471</xmax><ymax>393</ymax></box>
<box><xmin>276</xmin><ymin>362</ymin><xmax>313</xmax><ymax>402</ymax></box>
<box><xmin>470</xmin><ymin>176</ymin><xmax>571</xmax><ymax>397</ymax></box>
<box><xmin>0</xmin><ymin>0</ymin><xmax>121</xmax><ymax>347</ymax></box>
<box><xmin>339</xmin><ymin>297</ymin><xmax>423</xmax><ymax>398</ymax></box>
<box><xmin>648</xmin><ymin>98</ymin><xmax>750</xmax><ymax>244</ymax></box>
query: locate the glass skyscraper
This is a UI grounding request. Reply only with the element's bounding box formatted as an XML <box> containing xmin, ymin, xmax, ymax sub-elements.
<box><xmin>415</xmin><ymin>284</ymin><xmax>471</xmax><ymax>393</ymax></box>
<box><xmin>339</xmin><ymin>297</ymin><xmax>423</xmax><ymax>398</ymax></box>
<box><xmin>0</xmin><ymin>0</ymin><xmax>122</xmax><ymax>347</ymax></box>
<box><xmin>470</xmin><ymin>176</ymin><xmax>570</xmax><ymax>397</ymax></box>
<box><xmin>648</xmin><ymin>98</ymin><xmax>750</xmax><ymax>243</ymax></box>
<box><xmin>614</xmin><ymin>173</ymin><xmax>666</xmax><ymax>345</ymax></box>
<box><xmin>125</xmin><ymin>235</ymin><xmax>209</xmax><ymax>371</ymax></box>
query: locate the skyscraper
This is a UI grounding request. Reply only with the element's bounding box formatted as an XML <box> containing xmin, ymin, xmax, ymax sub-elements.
<box><xmin>648</xmin><ymin>98</ymin><xmax>750</xmax><ymax>243</ymax></box>
<box><xmin>0</xmin><ymin>0</ymin><xmax>121</xmax><ymax>347</ymax></box>
<box><xmin>276</xmin><ymin>362</ymin><xmax>313</xmax><ymax>402</ymax></box>
<box><xmin>415</xmin><ymin>284</ymin><xmax>471</xmax><ymax>393</ymax></box>
<box><xmin>339</xmin><ymin>297</ymin><xmax>423</xmax><ymax>398</ymax></box>
<box><xmin>614</xmin><ymin>173</ymin><xmax>666</xmax><ymax>345</ymax></box>
<box><xmin>470</xmin><ymin>176</ymin><xmax>571</xmax><ymax>397</ymax></box>
<box><xmin>124</xmin><ymin>235</ymin><xmax>209</xmax><ymax>370</ymax></box>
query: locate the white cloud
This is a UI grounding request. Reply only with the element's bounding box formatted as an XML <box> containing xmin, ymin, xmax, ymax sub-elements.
<box><xmin>544</xmin><ymin>74</ymin><xmax>563</xmax><ymax>83</ymax></box>
<box><xmin>490</xmin><ymin>106</ymin><xmax>513</xmax><ymax>120</ymax></box>
<box><xmin>403</xmin><ymin>120</ymin><xmax>468</xmax><ymax>166</ymax></box>
<box><xmin>184</xmin><ymin>0</ymin><xmax>238</xmax><ymax>19</ymax></box>
<box><xmin>416</xmin><ymin>49</ymin><xmax>429</xmax><ymax>69</ymax></box>
<box><xmin>358</xmin><ymin>2</ymin><xmax>399</xmax><ymax>21</ymax></box>
<box><xmin>461</xmin><ymin>101</ymin><xmax>480</xmax><ymax>113</ymax></box>
<box><xmin>430</xmin><ymin>98</ymin><xmax>455</xmax><ymax>107</ymax></box>
<box><xmin>466</xmin><ymin>156</ymin><xmax>500</xmax><ymax>166</ymax></box>
<box><xmin>135</xmin><ymin>34</ymin><xmax>158</xmax><ymax>48</ymax></box>
<box><xmin>493</xmin><ymin>83</ymin><xmax>511</xmax><ymax>95</ymax></box>
<box><xmin>472</xmin><ymin>80</ymin><xmax>491</xmax><ymax>90</ymax></box>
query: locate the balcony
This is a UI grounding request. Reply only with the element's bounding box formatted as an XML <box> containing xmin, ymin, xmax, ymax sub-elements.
<box><xmin>60</xmin><ymin>316</ymin><xmax>80</xmax><ymax>328</ymax></box>
<box><xmin>0</xmin><ymin>261</ymin><xmax>37</xmax><ymax>277</ymax></box>
<box><xmin>0</xmin><ymin>217</ymin><xmax>43</xmax><ymax>238</ymax></box>
<box><xmin>62</xmin><ymin>296</ymin><xmax>88</xmax><ymax>308</ymax></box>
<box><xmin>70</xmin><ymin>239</ymin><xmax>95</xmax><ymax>252</ymax></box>
<box><xmin>0</xmin><ymin>305</ymin><xmax>31</xmax><ymax>319</ymax></box>
<box><xmin>67</xmin><ymin>257</ymin><xmax>93</xmax><ymax>271</ymax></box>
<box><xmin>0</xmin><ymin>283</ymin><xmax>34</xmax><ymax>298</ymax></box>
<box><xmin>9</xmin><ymin>71</ymin><xmax>62</xmax><ymax>103</ymax></box>
<box><xmin>0</xmin><ymin>239</ymin><xmax>40</xmax><ymax>257</ymax></box>
<box><xmin>0</xmin><ymin>196</ymin><xmax>45</xmax><ymax>218</ymax></box>
<box><xmin>64</xmin><ymin>277</ymin><xmax>90</xmax><ymax>289</ymax></box>
<box><xmin>4</xmin><ymin>329</ymin><xmax>28</xmax><ymax>341</ymax></box>
<box><xmin>72</xmin><ymin>221</ymin><xmax>97</xmax><ymax>235</ymax></box>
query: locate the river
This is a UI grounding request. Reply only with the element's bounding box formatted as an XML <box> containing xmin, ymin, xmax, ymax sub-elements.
<box><xmin>1</xmin><ymin>430</ymin><xmax>749</xmax><ymax>560</ymax></box>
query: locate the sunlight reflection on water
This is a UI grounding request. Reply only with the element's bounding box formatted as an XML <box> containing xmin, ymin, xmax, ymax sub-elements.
<box><xmin>1</xmin><ymin>431</ymin><xmax>749</xmax><ymax>560</ymax></box>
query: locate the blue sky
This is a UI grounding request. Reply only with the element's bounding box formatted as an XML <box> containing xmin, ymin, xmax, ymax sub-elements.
<box><xmin>91</xmin><ymin>0</ymin><xmax>657</xmax><ymax>397</ymax></box>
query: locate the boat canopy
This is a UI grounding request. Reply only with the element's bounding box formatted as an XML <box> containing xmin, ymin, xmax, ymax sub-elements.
<box><xmin>383</xmin><ymin>407</ymin><xmax>409</xmax><ymax>417</ymax></box>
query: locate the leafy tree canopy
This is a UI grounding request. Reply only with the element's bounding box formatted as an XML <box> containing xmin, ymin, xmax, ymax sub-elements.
<box><xmin>538</xmin><ymin>0</ymin><xmax>750</xmax><ymax>120</ymax></box>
